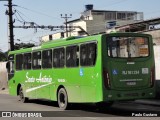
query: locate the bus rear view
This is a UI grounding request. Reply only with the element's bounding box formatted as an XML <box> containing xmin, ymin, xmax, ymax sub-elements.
<box><xmin>102</xmin><ymin>33</ymin><xmax>155</xmax><ymax>101</ymax></box>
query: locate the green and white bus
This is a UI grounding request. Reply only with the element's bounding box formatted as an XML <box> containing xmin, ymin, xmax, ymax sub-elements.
<box><xmin>7</xmin><ymin>32</ymin><xmax>155</xmax><ymax>109</ymax></box>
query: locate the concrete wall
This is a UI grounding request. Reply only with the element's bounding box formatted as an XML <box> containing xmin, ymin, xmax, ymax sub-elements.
<box><xmin>144</xmin><ymin>30</ymin><xmax>160</xmax><ymax>80</ymax></box>
<box><xmin>0</xmin><ymin>62</ymin><xmax>8</xmax><ymax>89</ymax></box>
<box><xmin>144</xmin><ymin>30</ymin><xmax>160</xmax><ymax>97</ymax></box>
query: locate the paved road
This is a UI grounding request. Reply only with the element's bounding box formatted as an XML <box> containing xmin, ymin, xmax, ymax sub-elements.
<box><xmin>0</xmin><ymin>93</ymin><xmax>160</xmax><ymax>119</ymax></box>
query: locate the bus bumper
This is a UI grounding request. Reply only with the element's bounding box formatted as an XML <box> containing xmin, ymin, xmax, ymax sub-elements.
<box><xmin>104</xmin><ymin>88</ymin><xmax>155</xmax><ymax>101</ymax></box>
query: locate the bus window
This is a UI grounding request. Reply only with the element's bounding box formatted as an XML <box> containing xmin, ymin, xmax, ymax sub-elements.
<box><xmin>80</xmin><ymin>44</ymin><xmax>87</xmax><ymax>66</ymax></box>
<box><xmin>66</xmin><ymin>45</ymin><xmax>79</xmax><ymax>67</ymax></box>
<box><xmin>16</xmin><ymin>54</ymin><xmax>23</xmax><ymax>70</ymax></box>
<box><xmin>88</xmin><ymin>43</ymin><xmax>97</xmax><ymax>66</ymax></box>
<box><xmin>80</xmin><ymin>42</ymin><xmax>97</xmax><ymax>66</ymax></box>
<box><xmin>42</xmin><ymin>49</ymin><xmax>52</xmax><ymax>69</ymax></box>
<box><xmin>53</xmin><ymin>48</ymin><xmax>65</xmax><ymax>68</ymax></box>
<box><xmin>23</xmin><ymin>53</ymin><xmax>31</xmax><ymax>70</ymax></box>
<box><xmin>107</xmin><ymin>37</ymin><xmax>149</xmax><ymax>58</ymax></box>
<box><xmin>32</xmin><ymin>51</ymin><xmax>41</xmax><ymax>69</ymax></box>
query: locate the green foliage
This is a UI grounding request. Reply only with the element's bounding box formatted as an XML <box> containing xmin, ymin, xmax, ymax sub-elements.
<box><xmin>14</xmin><ymin>43</ymin><xmax>35</xmax><ymax>50</ymax></box>
<box><xmin>0</xmin><ymin>52</ymin><xmax>7</xmax><ymax>61</ymax></box>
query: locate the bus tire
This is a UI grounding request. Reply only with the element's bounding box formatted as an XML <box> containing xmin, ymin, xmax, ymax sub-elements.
<box><xmin>57</xmin><ymin>88</ymin><xmax>68</xmax><ymax>110</ymax></box>
<box><xmin>19</xmin><ymin>86</ymin><xmax>28</xmax><ymax>103</ymax></box>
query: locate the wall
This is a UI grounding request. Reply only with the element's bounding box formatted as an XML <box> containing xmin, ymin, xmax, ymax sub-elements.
<box><xmin>0</xmin><ymin>62</ymin><xmax>8</xmax><ymax>89</ymax></box>
<box><xmin>144</xmin><ymin>30</ymin><xmax>160</xmax><ymax>97</ymax></box>
<box><xmin>144</xmin><ymin>30</ymin><xmax>160</xmax><ymax>80</ymax></box>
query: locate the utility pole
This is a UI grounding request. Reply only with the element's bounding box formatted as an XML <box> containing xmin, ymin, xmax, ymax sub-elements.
<box><xmin>61</xmin><ymin>14</ymin><xmax>72</xmax><ymax>37</ymax></box>
<box><xmin>7</xmin><ymin>0</ymin><xmax>14</xmax><ymax>51</ymax></box>
<box><xmin>1</xmin><ymin>0</ymin><xmax>15</xmax><ymax>51</ymax></box>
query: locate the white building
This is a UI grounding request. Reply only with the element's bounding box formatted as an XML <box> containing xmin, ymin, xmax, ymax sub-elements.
<box><xmin>41</xmin><ymin>4</ymin><xmax>143</xmax><ymax>42</ymax></box>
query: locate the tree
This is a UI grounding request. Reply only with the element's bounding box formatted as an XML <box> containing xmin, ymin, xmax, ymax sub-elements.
<box><xmin>0</xmin><ymin>42</ymin><xmax>35</xmax><ymax>61</ymax></box>
<box><xmin>14</xmin><ymin>42</ymin><xmax>35</xmax><ymax>50</ymax></box>
<box><xmin>0</xmin><ymin>52</ymin><xmax>7</xmax><ymax>61</ymax></box>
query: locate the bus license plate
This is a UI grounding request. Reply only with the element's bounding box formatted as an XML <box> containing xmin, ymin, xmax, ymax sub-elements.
<box><xmin>126</xmin><ymin>81</ymin><xmax>136</xmax><ymax>86</ymax></box>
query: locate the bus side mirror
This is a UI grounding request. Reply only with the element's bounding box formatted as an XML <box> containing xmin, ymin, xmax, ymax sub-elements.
<box><xmin>6</xmin><ymin>62</ymin><xmax>10</xmax><ymax>73</ymax></box>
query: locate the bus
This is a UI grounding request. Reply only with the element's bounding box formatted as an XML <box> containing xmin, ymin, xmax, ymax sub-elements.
<box><xmin>7</xmin><ymin>32</ymin><xmax>155</xmax><ymax>110</ymax></box>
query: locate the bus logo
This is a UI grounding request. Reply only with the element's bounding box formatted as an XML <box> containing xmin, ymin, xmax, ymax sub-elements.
<box><xmin>112</xmin><ymin>69</ymin><xmax>118</xmax><ymax>75</ymax></box>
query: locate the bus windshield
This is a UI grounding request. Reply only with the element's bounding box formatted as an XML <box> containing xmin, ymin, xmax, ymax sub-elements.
<box><xmin>107</xmin><ymin>36</ymin><xmax>149</xmax><ymax>58</ymax></box>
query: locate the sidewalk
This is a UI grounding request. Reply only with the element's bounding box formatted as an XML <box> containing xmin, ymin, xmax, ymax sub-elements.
<box><xmin>135</xmin><ymin>99</ymin><xmax>160</xmax><ymax>106</ymax></box>
<box><xmin>0</xmin><ymin>88</ymin><xmax>9</xmax><ymax>94</ymax></box>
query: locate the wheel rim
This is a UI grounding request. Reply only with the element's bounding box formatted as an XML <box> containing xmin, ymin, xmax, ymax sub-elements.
<box><xmin>59</xmin><ymin>92</ymin><xmax>66</xmax><ymax>108</ymax></box>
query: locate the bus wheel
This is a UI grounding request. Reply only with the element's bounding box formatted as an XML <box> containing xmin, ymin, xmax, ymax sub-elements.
<box><xmin>19</xmin><ymin>87</ymin><xmax>28</xmax><ymax>103</ymax></box>
<box><xmin>58</xmin><ymin>88</ymin><xmax>68</xmax><ymax>110</ymax></box>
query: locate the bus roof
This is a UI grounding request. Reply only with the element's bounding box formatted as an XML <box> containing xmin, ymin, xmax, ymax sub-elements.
<box><xmin>8</xmin><ymin>32</ymin><xmax>152</xmax><ymax>55</ymax></box>
<box><xmin>8</xmin><ymin>34</ymin><xmax>103</xmax><ymax>55</ymax></box>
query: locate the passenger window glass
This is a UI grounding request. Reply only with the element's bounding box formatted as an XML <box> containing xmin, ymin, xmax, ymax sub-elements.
<box><xmin>32</xmin><ymin>51</ymin><xmax>41</xmax><ymax>69</ymax></box>
<box><xmin>88</xmin><ymin>43</ymin><xmax>97</xmax><ymax>66</ymax></box>
<box><xmin>42</xmin><ymin>50</ymin><xmax>52</xmax><ymax>69</ymax></box>
<box><xmin>16</xmin><ymin>54</ymin><xmax>23</xmax><ymax>70</ymax></box>
<box><xmin>24</xmin><ymin>53</ymin><xmax>31</xmax><ymax>70</ymax></box>
<box><xmin>66</xmin><ymin>46</ymin><xmax>79</xmax><ymax>67</ymax></box>
<box><xmin>80</xmin><ymin>43</ymin><xmax>97</xmax><ymax>66</ymax></box>
<box><xmin>53</xmin><ymin>48</ymin><xmax>65</xmax><ymax>68</ymax></box>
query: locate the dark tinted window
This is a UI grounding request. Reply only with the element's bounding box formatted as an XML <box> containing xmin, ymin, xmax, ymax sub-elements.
<box><xmin>42</xmin><ymin>49</ymin><xmax>52</xmax><ymax>69</ymax></box>
<box><xmin>23</xmin><ymin>53</ymin><xmax>31</xmax><ymax>70</ymax></box>
<box><xmin>32</xmin><ymin>51</ymin><xmax>41</xmax><ymax>69</ymax></box>
<box><xmin>66</xmin><ymin>46</ymin><xmax>79</xmax><ymax>67</ymax></box>
<box><xmin>80</xmin><ymin>43</ymin><xmax>97</xmax><ymax>66</ymax></box>
<box><xmin>53</xmin><ymin>48</ymin><xmax>65</xmax><ymax>68</ymax></box>
<box><xmin>16</xmin><ymin>54</ymin><xmax>23</xmax><ymax>70</ymax></box>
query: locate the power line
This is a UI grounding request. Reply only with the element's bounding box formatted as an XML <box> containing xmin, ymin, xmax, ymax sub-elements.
<box><xmin>15</xmin><ymin>10</ymin><xmax>26</xmax><ymax>23</ymax></box>
<box><xmin>15</xmin><ymin>5</ymin><xmax>63</xmax><ymax>21</ymax></box>
<box><xmin>13</xmin><ymin>7</ymin><xmax>34</xmax><ymax>22</ymax></box>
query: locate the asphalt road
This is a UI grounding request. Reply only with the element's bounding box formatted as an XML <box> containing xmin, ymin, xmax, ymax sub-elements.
<box><xmin>0</xmin><ymin>93</ymin><xmax>160</xmax><ymax>119</ymax></box>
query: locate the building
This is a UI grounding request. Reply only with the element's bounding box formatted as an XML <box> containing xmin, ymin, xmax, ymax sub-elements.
<box><xmin>41</xmin><ymin>4</ymin><xmax>143</xmax><ymax>41</ymax></box>
<box><xmin>68</xmin><ymin>4</ymin><xmax>143</xmax><ymax>36</ymax></box>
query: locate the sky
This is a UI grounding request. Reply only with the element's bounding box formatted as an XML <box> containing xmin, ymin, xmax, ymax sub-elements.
<box><xmin>0</xmin><ymin>0</ymin><xmax>160</xmax><ymax>52</ymax></box>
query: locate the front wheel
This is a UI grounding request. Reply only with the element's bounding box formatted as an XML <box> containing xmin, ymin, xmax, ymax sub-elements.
<box><xmin>57</xmin><ymin>88</ymin><xmax>69</xmax><ymax>110</ymax></box>
<box><xmin>19</xmin><ymin>86</ymin><xmax>28</xmax><ymax>103</ymax></box>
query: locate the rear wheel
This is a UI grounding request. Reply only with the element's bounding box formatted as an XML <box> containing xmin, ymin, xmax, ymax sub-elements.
<box><xmin>19</xmin><ymin>86</ymin><xmax>28</xmax><ymax>103</ymax></box>
<box><xmin>58</xmin><ymin>88</ymin><xmax>68</xmax><ymax>110</ymax></box>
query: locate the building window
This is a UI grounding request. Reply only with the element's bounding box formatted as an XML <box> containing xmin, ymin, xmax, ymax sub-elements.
<box><xmin>16</xmin><ymin>54</ymin><xmax>23</xmax><ymax>70</ymax></box>
<box><xmin>23</xmin><ymin>53</ymin><xmax>31</xmax><ymax>70</ymax></box>
<box><xmin>80</xmin><ymin>42</ymin><xmax>97</xmax><ymax>66</ymax></box>
<box><xmin>53</xmin><ymin>48</ymin><xmax>65</xmax><ymax>68</ymax></box>
<box><xmin>66</xmin><ymin>45</ymin><xmax>79</xmax><ymax>67</ymax></box>
<box><xmin>32</xmin><ymin>51</ymin><xmax>41</xmax><ymax>69</ymax></box>
<box><xmin>42</xmin><ymin>49</ymin><xmax>52</xmax><ymax>69</ymax></box>
<box><xmin>117</xmin><ymin>12</ymin><xmax>127</xmax><ymax>20</ymax></box>
<box><xmin>105</xmin><ymin>12</ymin><xmax>116</xmax><ymax>20</ymax></box>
